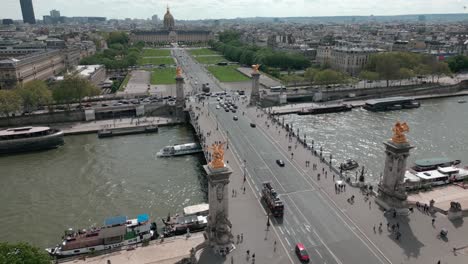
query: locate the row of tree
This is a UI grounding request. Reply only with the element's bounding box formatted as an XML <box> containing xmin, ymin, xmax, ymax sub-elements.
<box><xmin>361</xmin><ymin>52</ymin><xmax>451</xmax><ymax>87</ymax></box>
<box><xmin>80</xmin><ymin>32</ymin><xmax>145</xmax><ymax>70</ymax></box>
<box><xmin>0</xmin><ymin>76</ymin><xmax>100</xmax><ymax>117</ymax></box>
<box><xmin>447</xmin><ymin>55</ymin><xmax>468</xmax><ymax>73</ymax></box>
<box><xmin>282</xmin><ymin>68</ymin><xmax>350</xmax><ymax>86</ymax></box>
<box><xmin>209</xmin><ymin>30</ymin><xmax>311</xmax><ymax>71</ymax></box>
<box><xmin>0</xmin><ymin>242</ymin><xmax>51</xmax><ymax>263</ymax></box>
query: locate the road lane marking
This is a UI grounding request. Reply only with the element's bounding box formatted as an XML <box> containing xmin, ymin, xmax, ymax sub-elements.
<box><xmin>279</xmin><ymin>227</ymin><xmax>284</xmax><ymax>235</ymax></box>
<box><xmin>307</xmin><ymin>236</ymin><xmax>316</xmax><ymax>247</ymax></box>
<box><xmin>315</xmin><ymin>248</ymin><xmax>323</xmax><ymax>259</ymax></box>
<box><xmin>249</xmin><ymin>114</ymin><xmax>390</xmax><ymax>264</ymax></box>
<box><xmin>313</xmin><ymin>229</ymin><xmax>342</xmax><ymax>264</ymax></box>
<box><xmin>205</xmin><ymin>113</ymin><xmax>294</xmax><ymax>264</ymax></box>
<box><xmin>284</xmin><ymin>237</ymin><xmax>291</xmax><ymax>247</ymax></box>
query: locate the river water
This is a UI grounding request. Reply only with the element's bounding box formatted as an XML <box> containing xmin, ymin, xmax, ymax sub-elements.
<box><xmin>0</xmin><ymin>125</ymin><xmax>207</xmax><ymax>248</ymax></box>
<box><xmin>1</xmin><ymin>96</ymin><xmax>468</xmax><ymax>249</ymax></box>
<box><xmin>283</xmin><ymin>96</ymin><xmax>468</xmax><ymax>183</ymax></box>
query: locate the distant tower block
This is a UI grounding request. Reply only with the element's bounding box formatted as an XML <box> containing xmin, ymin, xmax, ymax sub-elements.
<box><xmin>249</xmin><ymin>64</ymin><xmax>261</xmax><ymax>106</ymax></box>
<box><xmin>175</xmin><ymin>67</ymin><xmax>185</xmax><ymax>106</ymax></box>
<box><xmin>376</xmin><ymin>122</ymin><xmax>413</xmax><ymax>215</ymax></box>
<box><xmin>202</xmin><ymin>143</ymin><xmax>234</xmax><ymax>255</ymax></box>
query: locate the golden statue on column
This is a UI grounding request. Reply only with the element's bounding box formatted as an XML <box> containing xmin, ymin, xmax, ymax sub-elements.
<box><xmin>208</xmin><ymin>142</ymin><xmax>225</xmax><ymax>169</ymax></box>
<box><xmin>251</xmin><ymin>64</ymin><xmax>260</xmax><ymax>74</ymax></box>
<box><xmin>391</xmin><ymin>122</ymin><xmax>409</xmax><ymax>144</ymax></box>
<box><xmin>176</xmin><ymin>67</ymin><xmax>182</xmax><ymax>78</ymax></box>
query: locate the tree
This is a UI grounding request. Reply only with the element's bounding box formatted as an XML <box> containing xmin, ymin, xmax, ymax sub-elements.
<box><xmin>16</xmin><ymin>80</ymin><xmax>52</xmax><ymax>113</ymax></box>
<box><xmin>398</xmin><ymin>68</ymin><xmax>414</xmax><ymax>85</ymax></box>
<box><xmin>314</xmin><ymin>69</ymin><xmax>347</xmax><ymax>85</ymax></box>
<box><xmin>304</xmin><ymin>67</ymin><xmax>319</xmax><ymax>84</ymax></box>
<box><xmin>0</xmin><ymin>90</ymin><xmax>22</xmax><ymax>117</ymax></box>
<box><xmin>430</xmin><ymin>61</ymin><xmax>451</xmax><ymax>82</ymax></box>
<box><xmin>0</xmin><ymin>242</ymin><xmax>51</xmax><ymax>264</ymax></box>
<box><xmin>374</xmin><ymin>54</ymin><xmax>400</xmax><ymax>87</ymax></box>
<box><xmin>52</xmin><ymin>75</ymin><xmax>100</xmax><ymax>107</ymax></box>
<box><xmin>447</xmin><ymin>55</ymin><xmax>468</xmax><ymax>72</ymax></box>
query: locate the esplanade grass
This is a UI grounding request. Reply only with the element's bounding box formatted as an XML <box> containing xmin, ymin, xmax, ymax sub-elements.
<box><xmin>194</xmin><ymin>55</ymin><xmax>228</xmax><ymax>65</ymax></box>
<box><xmin>150</xmin><ymin>68</ymin><xmax>177</xmax><ymax>84</ymax></box>
<box><xmin>142</xmin><ymin>48</ymin><xmax>171</xmax><ymax>57</ymax></box>
<box><xmin>139</xmin><ymin>57</ymin><xmax>175</xmax><ymax>66</ymax></box>
<box><xmin>189</xmin><ymin>48</ymin><xmax>219</xmax><ymax>56</ymax></box>
<box><xmin>207</xmin><ymin>66</ymin><xmax>250</xmax><ymax>82</ymax></box>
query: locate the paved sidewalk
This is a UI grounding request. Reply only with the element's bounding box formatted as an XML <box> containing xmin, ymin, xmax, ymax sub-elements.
<box><xmin>57</xmin><ymin>117</ymin><xmax>181</xmax><ymax>135</ymax></box>
<box><xmin>189</xmin><ymin>101</ymin><xmax>293</xmax><ymax>264</ymax></box>
<box><xmin>244</xmin><ymin>106</ymin><xmax>468</xmax><ymax>264</ymax></box>
<box><xmin>66</xmin><ymin>234</ymin><xmax>204</xmax><ymax>264</ymax></box>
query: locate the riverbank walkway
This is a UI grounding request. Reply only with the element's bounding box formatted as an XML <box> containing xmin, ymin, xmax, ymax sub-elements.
<box><xmin>270</xmin><ymin>90</ymin><xmax>468</xmax><ymax>115</ymax></box>
<box><xmin>64</xmin><ymin>233</ymin><xmax>204</xmax><ymax>264</ymax></box>
<box><xmin>188</xmin><ymin>95</ymin><xmax>468</xmax><ymax>264</ymax></box>
<box><xmin>57</xmin><ymin>117</ymin><xmax>183</xmax><ymax>136</ymax></box>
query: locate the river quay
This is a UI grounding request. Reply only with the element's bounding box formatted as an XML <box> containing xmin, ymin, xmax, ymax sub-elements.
<box><xmin>270</xmin><ymin>90</ymin><xmax>468</xmax><ymax>115</ymax></box>
<box><xmin>60</xmin><ymin>233</ymin><xmax>204</xmax><ymax>264</ymax></box>
<box><xmin>57</xmin><ymin>117</ymin><xmax>184</xmax><ymax>136</ymax></box>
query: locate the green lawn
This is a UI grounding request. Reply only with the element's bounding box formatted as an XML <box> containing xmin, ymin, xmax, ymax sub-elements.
<box><xmin>150</xmin><ymin>68</ymin><xmax>177</xmax><ymax>84</ymax></box>
<box><xmin>139</xmin><ymin>57</ymin><xmax>175</xmax><ymax>66</ymax></box>
<box><xmin>189</xmin><ymin>48</ymin><xmax>219</xmax><ymax>56</ymax></box>
<box><xmin>142</xmin><ymin>49</ymin><xmax>171</xmax><ymax>57</ymax></box>
<box><xmin>194</xmin><ymin>55</ymin><xmax>228</xmax><ymax>65</ymax></box>
<box><xmin>207</xmin><ymin>66</ymin><xmax>250</xmax><ymax>82</ymax></box>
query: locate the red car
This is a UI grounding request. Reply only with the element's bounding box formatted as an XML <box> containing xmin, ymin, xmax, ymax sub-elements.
<box><xmin>295</xmin><ymin>243</ymin><xmax>310</xmax><ymax>262</ymax></box>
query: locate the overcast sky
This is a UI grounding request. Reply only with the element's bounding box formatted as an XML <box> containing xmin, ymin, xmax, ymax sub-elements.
<box><xmin>2</xmin><ymin>0</ymin><xmax>468</xmax><ymax>20</ymax></box>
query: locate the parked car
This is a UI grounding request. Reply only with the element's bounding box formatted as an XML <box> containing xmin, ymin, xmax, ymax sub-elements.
<box><xmin>276</xmin><ymin>159</ymin><xmax>285</xmax><ymax>167</ymax></box>
<box><xmin>216</xmin><ymin>105</ymin><xmax>221</xmax><ymax>109</ymax></box>
<box><xmin>233</xmin><ymin>116</ymin><xmax>238</xmax><ymax>121</ymax></box>
<box><xmin>295</xmin><ymin>243</ymin><xmax>310</xmax><ymax>262</ymax></box>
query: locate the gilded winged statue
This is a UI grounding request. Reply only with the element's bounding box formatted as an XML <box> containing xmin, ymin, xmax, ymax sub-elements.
<box><xmin>251</xmin><ymin>64</ymin><xmax>260</xmax><ymax>73</ymax></box>
<box><xmin>208</xmin><ymin>142</ymin><xmax>225</xmax><ymax>169</ymax></box>
<box><xmin>391</xmin><ymin>122</ymin><xmax>409</xmax><ymax>143</ymax></box>
<box><xmin>176</xmin><ymin>67</ymin><xmax>182</xmax><ymax>77</ymax></box>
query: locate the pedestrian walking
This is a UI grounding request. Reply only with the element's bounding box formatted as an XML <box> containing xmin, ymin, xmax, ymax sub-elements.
<box><xmin>274</xmin><ymin>240</ymin><xmax>277</xmax><ymax>252</ymax></box>
<box><xmin>246</xmin><ymin>250</ymin><xmax>250</xmax><ymax>258</ymax></box>
<box><xmin>243</xmin><ymin>186</ymin><xmax>246</xmax><ymax>194</ymax></box>
<box><xmin>241</xmin><ymin>233</ymin><xmax>244</xmax><ymax>243</ymax></box>
<box><xmin>432</xmin><ymin>218</ymin><xmax>435</xmax><ymax>226</ymax></box>
<box><xmin>237</xmin><ymin>234</ymin><xmax>240</xmax><ymax>244</ymax></box>
<box><xmin>373</xmin><ymin>225</ymin><xmax>376</xmax><ymax>233</ymax></box>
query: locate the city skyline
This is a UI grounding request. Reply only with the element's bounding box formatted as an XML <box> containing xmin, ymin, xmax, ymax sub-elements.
<box><xmin>1</xmin><ymin>0</ymin><xmax>468</xmax><ymax>20</ymax></box>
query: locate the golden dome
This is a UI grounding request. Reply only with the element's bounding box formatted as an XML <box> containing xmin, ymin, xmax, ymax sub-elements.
<box><xmin>163</xmin><ymin>7</ymin><xmax>175</xmax><ymax>30</ymax></box>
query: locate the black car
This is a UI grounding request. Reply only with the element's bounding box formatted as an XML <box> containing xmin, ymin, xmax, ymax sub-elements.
<box><xmin>250</xmin><ymin>123</ymin><xmax>256</xmax><ymax>128</ymax></box>
<box><xmin>276</xmin><ymin>159</ymin><xmax>285</xmax><ymax>167</ymax></box>
<box><xmin>225</xmin><ymin>108</ymin><xmax>230</xmax><ymax>112</ymax></box>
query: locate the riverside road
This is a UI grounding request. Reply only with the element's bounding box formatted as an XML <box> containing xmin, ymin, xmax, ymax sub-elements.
<box><xmin>178</xmin><ymin>48</ymin><xmax>388</xmax><ymax>264</ymax></box>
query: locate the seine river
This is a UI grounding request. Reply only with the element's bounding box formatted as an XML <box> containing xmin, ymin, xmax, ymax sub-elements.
<box><xmin>1</xmin><ymin>96</ymin><xmax>467</xmax><ymax>248</ymax></box>
<box><xmin>0</xmin><ymin>126</ymin><xmax>207</xmax><ymax>248</ymax></box>
<box><xmin>283</xmin><ymin>96</ymin><xmax>468</xmax><ymax>183</ymax></box>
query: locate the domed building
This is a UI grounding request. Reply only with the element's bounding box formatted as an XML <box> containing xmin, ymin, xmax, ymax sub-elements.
<box><xmin>130</xmin><ymin>6</ymin><xmax>213</xmax><ymax>46</ymax></box>
<box><xmin>163</xmin><ymin>7</ymin><xmax>175</xmax><ymax>30</ymax></box>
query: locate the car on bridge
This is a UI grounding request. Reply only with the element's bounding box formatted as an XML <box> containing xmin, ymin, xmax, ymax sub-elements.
<box><xmin>276</xmin><ymin>159</ymin><xmax>285</xmax><ymax>167</ymax></box>
<box><xmin>295</xmin><ymin>243</ymin><xmax>310</xmax><ymax>262</ymax></box>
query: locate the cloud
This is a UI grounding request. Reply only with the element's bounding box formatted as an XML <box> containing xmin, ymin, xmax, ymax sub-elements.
<box><xmin>0</xmin><ymin>0</ymin><xmax>466</xmax><ymax>20</ymax></box>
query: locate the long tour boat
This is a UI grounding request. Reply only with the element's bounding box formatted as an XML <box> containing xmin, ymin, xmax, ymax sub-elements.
<box><xmin>0</xmin><ymin>126</ymin><xmax>64</xmax><ymax>154</ymax></box>
<box><xmin>404</xmin><ymin>158</ymin><xmax>468</xmax><ymax>190</ymax></box>
<box><xmin>156</xmin><ymin>143</ymin><xmax>202</xmax><ymax>157</ymax></box>
<box><xmin>46</xmin><ymin>214</ymin><xmax>157</xmax><ymax>257</ymax></box>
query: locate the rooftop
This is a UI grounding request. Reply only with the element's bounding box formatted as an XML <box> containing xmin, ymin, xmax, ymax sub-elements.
<box><xmin>0</xmin><ymin>126</ymin><xmax>50</xmax><ymax>137</ymax></box>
